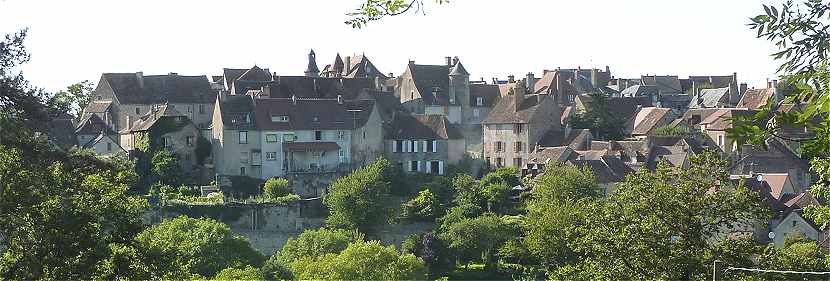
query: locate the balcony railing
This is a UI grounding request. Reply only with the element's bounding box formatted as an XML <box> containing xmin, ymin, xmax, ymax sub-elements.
<box><xmin>287</xmin><ymin>162</ymin><xmax>350</xmax><ymax>174</ymax></box>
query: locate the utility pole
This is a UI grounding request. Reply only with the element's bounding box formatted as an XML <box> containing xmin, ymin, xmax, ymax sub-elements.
<box><xmin>712</xmin><ymin>260</ymin><xmax>721</xmax><ymax>281</ymax></box>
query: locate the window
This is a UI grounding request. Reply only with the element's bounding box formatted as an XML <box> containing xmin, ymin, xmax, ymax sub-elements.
<box><xmin>266</xmin><ymin>152</ymin><xmax>277</xmax><ymax>161</ymax></box>
<box><xmin>186</xmin><ymin>136</ymin><xmax>194</xmax><ymax>146</ymax></box>
<box><xmin>793</xmin><ymin>220</ymin><xmax>798</xmax><ymax>227</ymax></box>
<box><xmin>284</xmin><ymin>133</ymin><xmax>295</xmax><ymax>142</ymax></box>
<box><xmin>240</xmin><ymin>152</ymin><xmax>249</xmax><ymax>163</ymax></box>
<box><xmin>240</xmin><ymin>166</ymin><xmax>246</xmax><ymax>175</ymax></box>
<box><xmin>199</xmin><ymin>104</ymin><xmax>206</xmax><ymax>114</ymax></box>
<box><xmin>413</xmin><ymin>140</ymin><xmax>419</xmax><ymax>152</ymax></box>
<box><xmin>495</xmin><ymin>141</ymin><xmax>504</xmax><ymax>153</ymax></box>
<box><xmin>496</xmin><ymin>157</ymin><xmax>504</xmax><ymax>167</ymax></box>
<box><xmin>410</xmin><ymin>90</ymin><xmax>414</xmax><ymax>100</ymax></box>
<box><xmin>717</xmin><ymin>135</ymin><xmax>724</xmax><ymax>147</ymax></box>
<box><xmin>338</xmin><ymin>149</ymin><xmax>344</xmax><ymax>157</ymax></box>
<box><xmin>473</xmin><ymin>108</ymin><xmax>480</xmax><ymax>117</ymax></box>
<box><xmin>97</xmin><ymin>96</ymin><xmax>102</xmax><ymax>100</ymax></box>
<box><xmin>476</xmin><ymin>97</ymin><xmax>484</xmax><ymax>106</ymax></box>
<box><xmin>514</xmin><ymin>124</ymin><xmax>525</xmax><ymax>134</ymax></box>
<box><xmin>515</xmin><ymin>141</ymin><xmax>523</xmax><ymax>152</ymax></box>
<box><xmin>239</xmin><ymin>131</ymin><xmax>248</xmax><ymax>144</ymax></box>
<box><xmin>107</xmin><ymin>142</ymin><xmax>112</xmax><ymax>151</ymax></box>
<box><xmin>266</xmin><ymin>134</ymin><xmax>277</xmax><ymax>142</ymax></box>
<box><xmin>514</xmin><ymin>158</ymin><xmax>523</xmax><ymax>168</ymax></box>
<box><xmin>394</xmin><ymin>140</ymin><xmax>403</xmax><ymax>153</ymax></box>
<box><xmin>271</xmin><ymin>115</ymin><xmax>289</xmax><ymax>122</ymax></box>
<box><xmin>410</xmin><ymin>161</ymin><xmax>418</xmax><ymax>172</ymax></box>
<box><xmin>431</xmin><ymin>140</ymin><xmax>438</xmax><ymax>152</ymax></box>
<box><xmin>315</xmin><ymin>131</ymin><xmax>323</xmax><ymax>141</ymax></box>
<box><xmin>338</xmin><ymin>131</ymin><xmax>345</xmax><ymax>140</ymax></box>
<box><xmin>164</xmin><ymin>136</ymin><xmax>173</xmax><ymax>148</ymax></box>
<box><xmin>185</xmin><ymin>153</ymin><xmax>191</xmax><ymax>161</ymax></box>
<box><xmin>135</xmin><ymin>107</ymin><xmax>140</xmax><ymax>115</ymax></box>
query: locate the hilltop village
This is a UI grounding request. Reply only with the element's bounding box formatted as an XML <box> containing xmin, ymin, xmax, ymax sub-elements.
<box><xmin>54</xmin><ymin>50</ymin><xmax>818</xmax><ymax>250</ymax></box>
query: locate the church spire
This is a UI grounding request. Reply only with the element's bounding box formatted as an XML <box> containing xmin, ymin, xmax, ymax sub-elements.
<box><xmin>305</xmin><ymin>49</ymin><xmax>319</xmax><ymax>77</ymax></box>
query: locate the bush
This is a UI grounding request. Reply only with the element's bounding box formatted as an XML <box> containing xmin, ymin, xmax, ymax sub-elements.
<box><xmin>263</xmin><ymin>178</ymin><xmax>291</xmax><ymax>198</ymax></box>
<box><xmin>291</xmin><ymin>240</ymin><xmax>427</xmax><ymax>280</ymax></box>
<box><xmin>227</xmin><ymin>176</ymin><xmax>264</xmax><ymax>199</ymax></box>
<box><xmin>213</xmin><ymin>265</ymin><xmax>263</xmax><ymax>280</ymax></box>
<box><xmin>255</xmin><ymin>194</ymin><xmax>301</xmax><ymax>205</ymax></box>
<box><xmin>400</xmin><ymin>189</ymin><xmax>443</xmax><ymax>221</ymax></box>
<box><xmin>325</xmin><ymin>157</ymin><xmax>393</xmax><ymax>233</ymax></box>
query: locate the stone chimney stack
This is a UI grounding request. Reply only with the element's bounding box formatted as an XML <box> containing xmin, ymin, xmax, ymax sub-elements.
<box><xmin>772</xmin><ymin>79</ymin><xmax>780</xmax><ymax>104</ymax></box>
<box><xmin>508</xmin><ymin>75</ymin><xmax>515</xmax><ymax>83</ymax></box>
<box><xmin>515</xmin><ymin>81</ymin><xmax>526</xmax><ymax>112</ymax></box>
<box><xmin>136</xmin><ymin>72</ymin><xmax>144</xmax><ymax>88</ymax></box>
<box><xmin>446</xmin><ymin>56</ymin><xmax>452</xmax><ymax>66</ymax></box>
<box><xmin>344</xmin><ymin>56</ymin><xmax>351</xmax><ymax>75</ymax></box>
<box><xmin>526</xmin><ymin>72</ymin><xmax>535</xmax><ymax>92</ymax></box>
<box><xmin>408</xmin><ymin>60</ymin><xmax>415</xmax><ymax>65</ymax></box>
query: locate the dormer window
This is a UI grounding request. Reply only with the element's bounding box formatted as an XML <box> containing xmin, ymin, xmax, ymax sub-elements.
<box><xmin>312</xmin><ymin>116</ymin><xmax>320</xmax><ymax>122</ymax></box>
<box><xmin>476</xmin><ymin>97</ymin><xmax>484</xmax><ymax>106</ymax></box>
<box><xmin>271</xmin><ymin>115</ymin><xmax>289</xmax><ymax>122</ymax></box>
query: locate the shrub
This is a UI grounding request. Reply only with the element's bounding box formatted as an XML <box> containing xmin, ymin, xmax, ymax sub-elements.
<box><xmin>263</xmin><ymin>178</ymin><xmax>291</xmax><ymax>198</ymax></box>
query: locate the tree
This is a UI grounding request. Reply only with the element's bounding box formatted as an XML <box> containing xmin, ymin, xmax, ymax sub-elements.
<box><xmin>325</xmin><ymin>157</ymin><xmax>393</xmax><ymax>233</ymax></box>
<box><xmin>270</xmin><ymin>228</ymin><xmax>363</xmax><ymax>267</ymax></box>
<box><xmin>439</xmin><ymin>214</ymin><xmax>514</xmax><ymax>269</ymax></box>
<box><xmin>132</xmin><ymin>216</ymin><xmax>264</xmax><ymax>278</ymax></box>
<box><xmin>523</xmin><ymin>163</ymin><xmax>601</xmax><ymax>271</ymax></box>
<box><xmin>570</xmin><ymin>91</ymin><xmax>627</xmax><ymax>140</ymax></box>
<box><xmin>736</xmin><ymin>0</ymin><xmax>830</xmax><ymax>235</ymax></box>
<box><xmin>262</xmin><ymin>177</ymin><xmax>291</xmax><ymax>199</ymax></box>
<box><xmin>213</xmin><ymin>265</ymin><xmax>264</xmax><ymax>281</ymax></box>
<box><xmin>560</xmin><ymin>153</ymin><xmax>765</xmax><ymax>280</ymax></box>
<box><xmin>400</xmin><ymin>189</ymin><xmax>443</xmax><ymax>221</ymax></box>
<box><xmin>52</xmin><ymin>80</ymin><xmax>94</xmax><ymax>121</ymax></box>
<box><xmin>401</xmin><ymin>232</ymin><xmax>454</xmax><ymax>277</ymax></box>
<box><xmin>755</xmin><ymin>236</ymin><xmax>828</xmax><ymax>280</ymax></box>
<box><xmin>346</xmin><ymin>0</ymin><xmax>448</xmax><ymax>28</ymax></box>
<box><xmin>291</xmin><ymin>240</ymin><xmax>427</xmax><ymax>280</ymax></box>
<box><xmin>151</xmin><ymin>150</ymin><xmax>182</xmax><ymax>187</ymax></box>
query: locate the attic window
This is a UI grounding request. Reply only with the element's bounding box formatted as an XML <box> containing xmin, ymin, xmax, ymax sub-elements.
<box><xmin>476</xmin><ymin>97</ymin><xmax>484</xmax><ymax>106</ymax></box>
<box><xmin>313</xmin><ymin>116</ymin><xmax>320</xmax><ymax>122</ymax></box>
<box><xmin>271</xmin><ymin>115</ymin><xmax>289</xmax><ymax>122</ymax></box>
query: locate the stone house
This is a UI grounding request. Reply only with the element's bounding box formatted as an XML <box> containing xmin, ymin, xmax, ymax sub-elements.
<box><xmin>122</xmin><ymin>104</ymin><xmax>202</xmax><ymax>174</ymax></box>
<box><xmin>83</xmin><ymin>72</ymin><xmax>217</xmax><ymax>133</ymax></box>
<box><xmin>698</xmin><ymin>108</ymin><xmax>756</xmax><ymax>155</ymax></box>
<box><xmin>394</xmin><ymin>57</ymin><xmax>470</xmax><ymax>124</ymax></box>
<box><xmin>482</xmin><ymin>84</ymin><xmax>561</xmax><ymax>169</ymax></box>
<box><xmin>75</xmin><ymin>114</ymin><xmax>117</xmax><ymax>148</ymax></box>
<box><xmin>532</xmin><ymin>67</ymin><xmax>613</xmax><ymax>106</ymax></box>
<box><xmin>385</xmin><ymin>114</ymin><xmax>464</xmax><ymax>175</ymax></box>
<box><xmin>626</xmin><ymin>107</ymin><xmax>678</xmax><ymax>137</ymax></box>
<box><xmin>81</xmin><ymin>133</ymin><xmax>127</xmax><ymax>157</ymax></box>
<box><xmin>731</xmin><ymin>138</ymin><xmax>812</xmax><ymax>191</ymax></box>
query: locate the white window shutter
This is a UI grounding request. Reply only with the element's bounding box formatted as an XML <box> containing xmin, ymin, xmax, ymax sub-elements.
<box><xmin>423</xmin><ymin>140</ymin><xmax>428</xmax><ymax>152</ymax></box>
<box><xmin>405</xmin><ymin>141</ymin><xmax>410</xmax><ymax>152</ymax></box>
<box><xmin>392</xmin><ymin>141</ymin><xmax>398</xmax><ymax>152</ymax></box>
<box><xmin>417</xmin><ymin>161</ymin><xmax>422</xmax><ymax>172</ymax></box>
<box><xmin>414</xmin><ymin>140</ymin><xmax>419</xmax><ymax>152</ymax></box>
<box><xmin>432</xmin><ymin>140</ymin><xmax>438</xmax><ymax>153</ymax></box>
<box><xmin>438</xmin><ymin>161</ymin><xmax>444</xmax><ymax>175</ymax></box>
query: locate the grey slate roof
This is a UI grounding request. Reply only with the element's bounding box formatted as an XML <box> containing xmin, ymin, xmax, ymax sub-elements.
<box><xmin>218</xmin><ymin>95</ymin><xmax>256</xmax><ymax>130</ymax></box>
<box><xmin>641</xmin><ymin>75</ymin><xmax>683</xmax><ymax>94</ymax></box>
<box><xmin>258</xmin><ymin>77</ymin><xmax>375</xmax><ymax>100</ymax></box>
<box><xmin>689</xmin><ymin>87</ymin><xmax>730</xmax><ymax>109</ymax></box>
<box><xmin>127</xmin><ymin>104</ymin><xmax>189</xmax><ymax>132</ymax></box>
<box><xmin>75</xmin><ymin>114</ymin><xmax>115</xmax><ymax>135</ymax></box>
<box><xmin>469</xmin><ymin>84</ymin><xmax>500</xmax><ymax>107</ymax></box>
<box><xmin>627</xmin><ymin>107</ymin><xmax>676</xmax><ymax>136</ymax></box>
<box><xmin>408</xmin><ymin>64</ymin><xmax>451</xmax><ymax>106</ymax></box>
<box><xmin>449</xmin><ymin>62</ymin><xmax>469</xmax><ymax>76</ymax></box>
<box><xmin>253</xmin><ymin>98</ymin><xmax>375</xmax><ymax>131</ymax></box>
<box><xmin>619</xmin><ymin>85</ymin><xmax>659</xmax><ymax>98</ymax></box>
<box><xmin>99</xmin><ymin>73</ymin><xmax>216</xmax><ymax>104</ymax></box>
<box><xmin>483</xmin><ymin>94</ymin><xmax>550</xmax><ymax>124</ymax></box>
<box><xmin>388</xmin><ymin>114</ymin><xmax>462</xmax><ymax>140</ymax></box>
<box><xmin>538</xmin><ymin>128</ymin><xmax>592</xmax><ymax>150</ymax></box>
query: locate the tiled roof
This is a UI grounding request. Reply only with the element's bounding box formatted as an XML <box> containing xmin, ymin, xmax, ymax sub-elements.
<box><xmin>702</xmin><ymin>109</ymin><xmax>756</xmax><ymax>131</ymax></box>
<box><xmin>469</xmin><ymin>84</ymin><xmax>500</xmax><ymax>107</ymax></box>
<box><xmin>483</xmin><ymin>94</ymin><xmax>551</xmax><ymax>124</ymax></box>
<box><xmin>641</xmin><ymin>75</ymin><xmax>682</xmax><ymax>94</ymax></box>
<box><xmin>253</xmin><ymin>98</ymin><xmax>375</xmax><ymax>131</ymax></box>
<box><xmin>100</xmin><ymin>73</ymin><xmax>216</xmax><ymax>104</ymax></box>
<box><xmin>689</xmin><ymin>87</ymin><xmax>730</xmax><ymax>109</ymax></box>
<box><xmin>127</xmin><ymin>104</ymin><xmax>188</xmax><ymax>132</ymax></box>
<box><xmin>257</xmin><ymin>77</ymin><xmax>374</xmax><ymax>100</ymax></box>
<box><xmin>388</xmin><ymin>114</ymin><xmax>461</xmax><ymax>139</ymax></box>
<box><xmin>219</xmin><ymin>95</ymin><xmax>256</xmax><ymax>130</ymax></box>
<box><xmin>627</xmin><ymin>107</ymin><xmax>676</xmax><ymax>136</ymax></box>
<box><xmin>731</xmin><ymin>138</ymin><xmax>809</xmax><ymax>174</ymax></box>
<box><xmin>83</xmin><ymin>101</ymin><xmax>112</xmax><ymax>113</ymax></box>
<box><xmin>571</xmin><ymin>156</ymin><xmax>634</xmax><ymax>184</ymax></box>
<box><xmin>737</xmin><ymin>88</ymin><xmax>774</xmax><ymax>109</ymax></box>
<box><xmin>538</xmin><ymin>128</ymin><xmax>592</xmax><ymax>150</ymax></box>
<box><xmin>529</xmin><ymin>146</ymin><xmax>574</xmax><ymax>163</ymax></box>
<box><xmin>75</xmin><ymin>114</ymin><xmax>115</xmax><ymax>135</ymax></box>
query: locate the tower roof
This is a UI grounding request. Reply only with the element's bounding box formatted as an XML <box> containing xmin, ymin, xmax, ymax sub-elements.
<box><xmin>449</xmin><ymin>61</ymin><xmax>469</xmax><ymax>76</ymax></box>
<box><xmin>305</xmin><ymin>49</ymin><xmax>320</xmax><ymax>76</ymax></box>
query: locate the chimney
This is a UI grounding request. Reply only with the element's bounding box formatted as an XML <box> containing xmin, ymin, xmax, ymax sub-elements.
<box><xmin>766</xmin><ymin>79</ymin><xmax>773</xmax><ymax>89</ymax></box>
<box><xmin>452</xmin><ymin>56</ymin><xmax>459</xmax><ymax>66</ymax></box>
<box><xmin>605</xmin><ymin>65</ymin><xmax>610</xmax><ymax>74</ymax></box>
<box><xmin>508</xmin><ymin>75</ymin><xmax>515</xmax><ymax>83</ymax></box>
<box><xmin>590</xmin><ymin>68</ymin><xmax>598</xmax><ymax>87</ymax></box>
<box><xmin>739</xmin><ymin>83</ymin><xmax>748</xmax><ymax>96</ymax></box>
<box><xmin>526</xmin><ymin>72</ymin><xmax>535</xmax><ymax>92</ymax></box>
<box><xmin>691</xmin><ymin>80</ymin><xmax>698</xmax><ymax>102</ymax></box>
<box><xmin>515</xmin><ymin>82</ymin><xmax>526</xmax><ymax>112</ymax></box>
<box><xmin>168</xmin><ymin>72</ymin><xmax>177</xmax><ymax>76</ymax></box>
<box><xmin>344</xmin><ymin>56</ymin><xmax>351</xmax><ymax>74</ymax></box>
<box><xmin>772</xmin><ymin>79</ymin><xmax>780</xmax><ymax>104</ymax></box>
<box><xmin>136</xmin><ymin>72</ymin><xmax>144</xmax><ymax>88</ymax></box>
<box><xmin>408</xmin><ymin>60</ymin><xmax>415</xmax><ymax>65</ymax></box>
<box><xmin>291</xmin><ymin>95</ymin><xmax>297</xmax><ymax>105</ymax></box>
<box><xmin>388</xmin><ymin>72</ymin><xmax>394</xmax><ymax>78</ymax></box>
<box><xmin>445</xmin><ymin>56</ymin><xmax>452</xmax><ymax>66</ymax></box>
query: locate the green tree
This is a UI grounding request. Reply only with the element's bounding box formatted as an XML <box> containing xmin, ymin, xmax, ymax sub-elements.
<box><xmin>570</xmin><ymin>91</ymin><xmax>627</xmax><ymax>140</ymax></box>
<box><xmin>271</xmin><ymin>228</ymin><xmax>363</xmax><ymax>267</ymax></box>
<box><xmin>52</xmin><ymin>80</ymin><xmax>95</xmax><ymax>121</ymax></box>
<box><xmin>151</xmin><ymin>150</ymin><xmax>182</xmax><ymax>187</ymax></box>
<box><xmin>133</xmin><ymin>216</ymin><xmax>264</xmax><ymax>278</ymax></box>
<box><xmin>523</xmin><ymin>163</ymin><xmax>600</xmax><ymax>271</ymax></box>
<box><xmin>755</xmin><ymin>236</ymin><xmax>828</xmax><ymax>280</ymax></box>
<box><xmin>325</xmin><ymin>157</ymin><xmax>393</xmax><ymax>233</ymax></box>
<box><xmin>213</xmin><ymin>265</ymin><xmax>264</xmax><ymax>281</ymax></box>
<box><xmin>561</xmin><ymin>153</ymin><xmax>765</xmax><ymax>280</ymax></box>
<box><xmin>0</xmin><ymin>145</ymin><xmax>148</xmax><ymax>280</ymax></box>
<box><xmin>401</xmin><ymin>231</ymin><xmax>454</xmax><ymax>278</ymax></box>
<box><xmin>400</xmin><ymin>189</ymin><xmax>443</xmax><ymax>221</ymax></box>
<box><xmin>439</xmin><ymin>214</ymin><xmax>514</xmax><ymax>269</ymax></box>
<box><xmin>292</xmin><ymin>240</ymin><xmax>427</xmax><ymax>280</ymax></box>
<box><xmin>262</xmin><ymin>177</ymin><xmax>291</xmax><ymax>199</ymax></box>
<box><xmin>347</xmin><ymin>0</ymin><xmax>448</xmax><ymax>28</ymax></box>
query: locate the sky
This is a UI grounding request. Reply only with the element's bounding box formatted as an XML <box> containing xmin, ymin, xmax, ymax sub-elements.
<box><xmin>0</xmin><ymin>0</ymin><xmax>785</xmax><ymax>93</ymax></box>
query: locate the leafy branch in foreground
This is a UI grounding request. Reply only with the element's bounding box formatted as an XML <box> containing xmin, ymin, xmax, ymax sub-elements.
<box><xmin>346</xmin><ymin>0</ymin><xmax>448</xmax><ymax>28</ymax></box>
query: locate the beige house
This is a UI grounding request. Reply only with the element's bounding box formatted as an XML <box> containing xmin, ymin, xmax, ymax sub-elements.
<box><xmin>385</xmin><ymin>114</ymin><xmax>464</xmax><ymax>175</ymax></box>
<box><xmin>482</xmin><ymin>83</ymin><xmax>561</xmax><ymax>169</ymax></box>
<box><xmin>122</xmin><ymin>104</ymin><xmax>202</xmax><ymax>174</ymax></box>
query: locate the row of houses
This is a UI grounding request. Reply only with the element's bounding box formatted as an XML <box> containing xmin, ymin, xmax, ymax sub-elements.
<box><xmin>50</xmin><ymin>50</ymin><xmax>820</xmax><ymax>246</ymax></box>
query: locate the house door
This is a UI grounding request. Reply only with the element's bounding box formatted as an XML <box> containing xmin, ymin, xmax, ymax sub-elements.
<box><xmin>430</xmin><ymin>161</ymin><xmax>440</xmax><ymax>174</ymax></box>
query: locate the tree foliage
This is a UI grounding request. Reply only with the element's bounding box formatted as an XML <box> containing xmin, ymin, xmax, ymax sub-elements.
<box><xmin>213</xmin><ymin>265</ymin><xmax>264</xmax><ymax>281</ymax></box>
<box><xmin>400</xmin><ymin>189</ymin><xmax>443</xmax><ymax>221</ymax></box>
<box><xmin>346</xmin><ymin>0</ymin><xmax>448</xmax><ymax>28</ymax></box>
<box><xmin>52</xmin><ymin>80</ymin><xmax>94</xmax><ymax>121</ymax></box>
<box><xmin>570</xmin><ymin>91</ymin><xmax>627</xmax><ymax>140</ymax></box>
<box><xmin>325</xmin><ymin>157</ymin><xmax>393</xmax><ymax>233</ymax></box>
<box><xmin>291</xmin><ymin>240</ymin><xmax>427</xmax><ymax>280</ymax></box>
<box><xmin>262</xmin><ymin>177</ymin><xmax>291</xmax><ymax>199</ymax></box>
<box><xmin>151</xmin><ymin>149</ymin><xmax>182</xmax><ymax>187</ymax></box>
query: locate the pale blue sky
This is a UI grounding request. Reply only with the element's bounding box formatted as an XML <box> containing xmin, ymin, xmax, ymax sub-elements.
<box><xmin>1</xmin><ymin>0</ymin><xmax>782</xmax><ymax>92</ymax></box>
